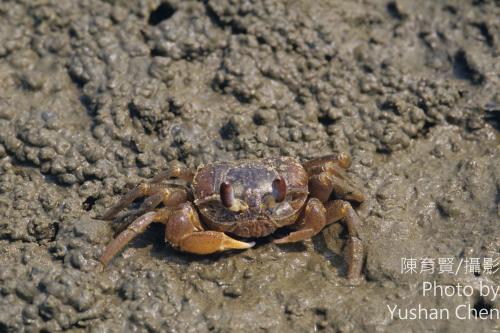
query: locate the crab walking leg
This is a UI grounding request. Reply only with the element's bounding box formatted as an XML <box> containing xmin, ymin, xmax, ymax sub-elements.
<box><xmin>325</xmin><ymin>200</ymin><xmax>364</xmax><ymax>281</ymax></box>
<box><xmin>100</xmin><ymin>209</ymin><xmax>171</xmax><ymax>266</ymax></box>
<box><xmin>101</xmin><ymin>183</ymin><xmax>188</xmax><ymax>220</ymax></box>
<box><xmin>137</xmin><ymin>191</ymin><xmax>165</xmax><ymax>212</ymax></box>
<box><xmin>273</xmin><ymin>198</ymin><xmax>364</xmax><ymax>280</ymax></box>
<box><xmin>101</xmin><ymin>184</ymin><xmax>149</xmax><ymax>220</ymax></box>
<box><xmin>273</xmin><ymin>198</ymin><xmax>326</xmax><ymax>244</ymax></box>
<box><xmin>108</xmin><ymin>191</ymin><xmax>165</xmax><ymax>233</ymax></box>
<box><xmin>101</xmin><ymin>162</ymin><xmax>192</xmax><ymax>221</ymax></box>
<box><xmin>109</xmin><ymin>188</ymin><xmax>189</xmax><ymax>235</ymax></box>
<box><xmin>308</xmin><ymin>169</ymin><xmax>366</xmax><ymax>203</ymax></box>
<box><xmin>150</xmin><ymin>161</ymin><xmax>195</xmax><ymax>183</ymax></box>
<box><xmin>303</xmin><ymin>152</ymin><xmax>352</xmax><ymax>175</ymax></box>
<box><xmin>166</xmin><ymin>203</ymin><xmax>254</xmax><ymax>254</ymax></box>
<box><xmin>138</xmin><ymin>188</ymin><xmax>188</xmax><ymax>211</ymax></box>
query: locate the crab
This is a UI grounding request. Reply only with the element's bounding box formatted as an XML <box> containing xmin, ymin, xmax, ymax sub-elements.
<box><xmin>100</xmin><ymin>153</ymin><xmax>366</xmax><ymax>280</ymax></box>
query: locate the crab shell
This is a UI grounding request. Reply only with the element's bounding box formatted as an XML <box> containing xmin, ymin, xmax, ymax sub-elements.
<box><xmin>192</xmin><ymin>157</ymin><xmax>309</xmax><ymax>238</ymax></box>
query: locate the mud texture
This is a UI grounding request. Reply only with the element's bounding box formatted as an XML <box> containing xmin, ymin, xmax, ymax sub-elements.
<box><xmin>0</xmin><ymin>0</ymin><xmax>499</xmax><ymax>332</ymax></box>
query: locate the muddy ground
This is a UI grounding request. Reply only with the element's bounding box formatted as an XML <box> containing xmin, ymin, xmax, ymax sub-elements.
<box><xmin>0</xmin><ymin>0</ymin><xmax>499</xmax><ymax>332</ymax></box>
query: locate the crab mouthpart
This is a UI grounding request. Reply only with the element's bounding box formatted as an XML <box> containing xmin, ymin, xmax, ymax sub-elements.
<box><xmin>273</xmin><ymin>201</ymin><xmax>293</xmax><ymax>218</ymax></box>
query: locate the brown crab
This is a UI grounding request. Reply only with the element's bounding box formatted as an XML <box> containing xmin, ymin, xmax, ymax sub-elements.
<box><xmin>100</xmin><ymin>153</ymin><xmax>366</xmax><ymax>280</ymax></box>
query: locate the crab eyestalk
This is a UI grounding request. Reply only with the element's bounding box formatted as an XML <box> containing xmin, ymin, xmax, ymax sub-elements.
<box><xmin>220</xmin><ymin>181</ymin><xmax>248</xmax><ymax>212</ymax></box>
<box><xmin>263</xmin><ymin>176</ymin><xmax>287</xmax><ymax>210</ymax></box>
<box><xmin>272</xmin><ymin>176</ymin><xmax>286</xmax><ymax>202</ymax></box>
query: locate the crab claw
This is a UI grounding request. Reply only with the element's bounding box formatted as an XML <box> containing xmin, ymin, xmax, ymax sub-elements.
<box><xmin>177</xmin><ymin>231</ymin><xmax>255</xmax><ymax>254</ymax></box>
<box><xmin>222</xmin><ymin>235</ymin><xmax>255</xmax><ymax>250</ymax></box>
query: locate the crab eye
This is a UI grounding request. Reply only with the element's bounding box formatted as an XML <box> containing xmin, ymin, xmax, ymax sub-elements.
<box><xmin>272</xmin><ymin>176</ymin><xmax>286</xmax><ymax>202</ymax></box>
<box><xmin>220</xmin><ymin>181</ymin><xmax>235</xmax><ymax>208</ymax></box>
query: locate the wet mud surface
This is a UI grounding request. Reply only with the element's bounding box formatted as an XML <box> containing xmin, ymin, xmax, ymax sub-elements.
<box><xmin>0</xmin><ymin>0</ymin><xmax>499</xmax><ymax>332</ymax></box>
